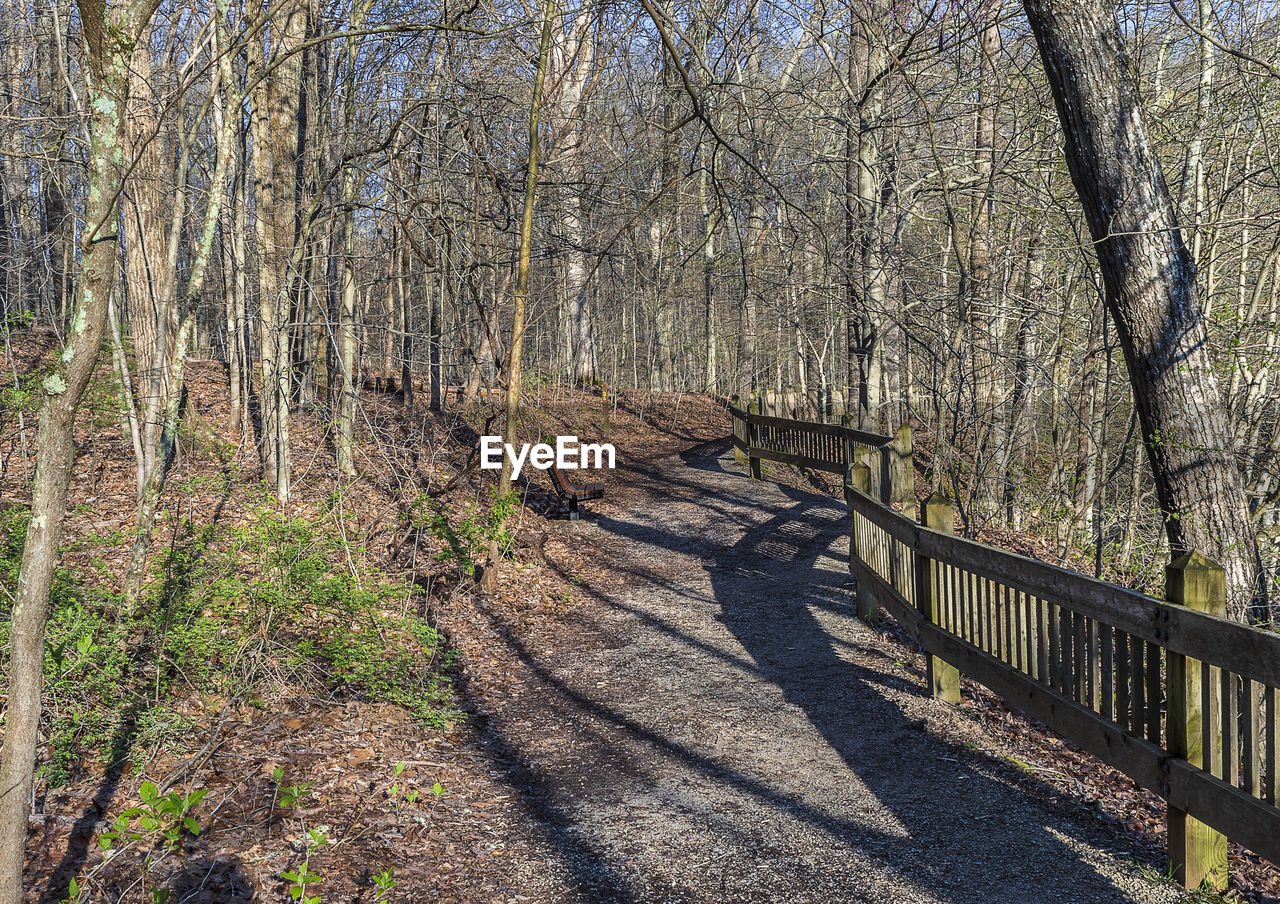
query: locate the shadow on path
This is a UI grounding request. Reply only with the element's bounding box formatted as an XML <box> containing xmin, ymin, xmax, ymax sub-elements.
<box><xmin>474</xmin><ymin>439</ymin><xmax>1169</xmax><ymax>903</ymax></box>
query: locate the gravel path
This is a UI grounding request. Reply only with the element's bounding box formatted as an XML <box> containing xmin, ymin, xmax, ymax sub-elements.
<box><xmin>477</xmin><ymin>440</ymin><xmax>1191</xmax><ymax>904</ymax></box>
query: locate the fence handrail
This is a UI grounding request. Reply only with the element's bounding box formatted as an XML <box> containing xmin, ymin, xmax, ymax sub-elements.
<box><xmin>727</xmin><ymin>404</ymin><xmax>1280</xmax><ymax>888</ymax></box>
<box><xmin>844</xmin><ymin>488</ymin><xmax>1280</xmax><ymax>686</ymax></box>
<box><xmin>728</xmin><ymin>402</ymin><xmax>892</xmax><ymax>449</ymax></box>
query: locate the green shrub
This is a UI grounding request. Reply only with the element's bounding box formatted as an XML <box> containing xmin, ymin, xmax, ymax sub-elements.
<box><xmin>154</xmin><ymin>504</ymin><xmax>453</xmax><ymax>725</ymax></box>
<box><xmin>414</xmin><ymin>491</ymin><xmax>518</xmax><ymax>577</ymax></box>
<box><xmin>0</xmin><ymin>498</ymin><xmax>455</xmax><ymax>787</ymax></box>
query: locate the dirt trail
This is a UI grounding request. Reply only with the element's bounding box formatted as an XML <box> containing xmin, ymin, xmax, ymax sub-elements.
<box><xmin>471</xmin><ymin>440</ymin><xmax>1190</xmax><ymax>904</ymax></box>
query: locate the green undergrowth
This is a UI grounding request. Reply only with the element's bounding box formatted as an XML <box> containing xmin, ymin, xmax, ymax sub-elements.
<box><xmin>0</xmin><ymin>495</ymin><xmax>454</xmax><ymax>787</ymax></box>
<box><xmin>405</xmin><ymin>489</ymin><xmax>518</xmax><ymax>577</ymax></box>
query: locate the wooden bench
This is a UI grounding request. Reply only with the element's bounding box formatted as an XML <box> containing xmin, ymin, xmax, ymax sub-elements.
<box><xmin>548</xmin><ymin>462</ymin><xmax>604</xmax><ymax>521</ymax></box>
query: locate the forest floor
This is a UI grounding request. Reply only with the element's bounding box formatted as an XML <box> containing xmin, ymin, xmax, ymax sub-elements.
<box><xmin>3</xmin><ymin>336</ymin><xmax>1278</xmax><ymax>902</ymax></box>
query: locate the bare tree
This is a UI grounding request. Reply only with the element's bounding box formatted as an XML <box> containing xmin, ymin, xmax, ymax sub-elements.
<box><xmin>1020</xmin><ymin>0</ymin><xmax>1265</xmax><ymax>614</ymax></box>
<box><xmin>0</xmin><ymin>0</ymin><xmax>162</xmax><ymax>893</ymax></box>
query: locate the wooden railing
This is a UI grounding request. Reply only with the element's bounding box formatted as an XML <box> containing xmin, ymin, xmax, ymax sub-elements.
<box><xmin>727</xmin><ymin>399</ymin><xmax>901</xmax><ymax>504</ymax></box>
<box><xmin>727</xmin><ymin>404</ymin><xmax>1280</xmax><ymax>891</ymax></box>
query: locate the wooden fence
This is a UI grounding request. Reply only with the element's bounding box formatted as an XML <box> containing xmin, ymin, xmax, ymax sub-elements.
<box><xmin>728</xmin><ymin>403</ymin><xmax>1280</xmax><ymax>891</ymax></box>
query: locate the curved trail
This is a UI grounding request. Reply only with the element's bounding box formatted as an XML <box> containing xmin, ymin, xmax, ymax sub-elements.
<box><xmin>479</xmin><ymin>440</ymin><xmax>1187</xmax><ymax>904</ymax></box>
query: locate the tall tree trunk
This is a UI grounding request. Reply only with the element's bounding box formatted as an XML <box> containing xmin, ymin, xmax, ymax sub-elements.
<box><xmin>0</xmin><ymin>0</ymin><xmax>155</xmax><ymax>891</ymax></box>
<box><xmin>550</xmin><ymin>6</ymin><xmax>597</xmax><ymax>385</ymax></box>
<box><xmin>248</xmin><ymin>0</ymin><xmax>304</xmax><ymax>501</ymax></box>
<box><xmin>35</xmin><ymin>0</ymin><xmax>71</xmax><ymax>322</ymax></box>
<box><xmin>121</xmin><ymin>16</ymin><xmax>240</xmax><ymax>604</ymax></box>
<box><xmin>700</xmin><ymin>166</ymin><xmax>717</xmax><ymax>392</ymax></box>
<box><xmin>400</xmin><ymin>236</ymin><xmax>414</xmax><ymax>406</ymax></box>
<box><xmin>431</xmin><ymin>222</ymin><xmax>446</xmax><ymax>412</ymax></box>
<box><xmin>498</xmin><ymin>0</ymin><xmax>556</xmax><ymax>494</ymax></box>
<box><xmin>334</xmin><ymin>0</ymin><xmax>369</xmax><ymax>473</ymax></box>
<box><xmin>970</xmin><ymin>2</ymin><xmax>1004</xmax><ymax>513</ymax></box>
<box><xmin>336</xmin><ymin>188</ymin><xmax>358</xmax><ymax>474</ymax></box>
<box><xmin>1022</xmin><ymin>0</ymin><xmax>1265</xmax><ymax>615</ymax></box>
<box><xmin>121</xmin><ymin>26</ymin><xmax>177</xmax><ymax>493</ymax></box>
<box><xmin>845</xmin><ymin>0</ymin><xmax>889</xmax><ymax>427</ymax></box>
<box><xmin>1000</xmin><ymin>214</ymin><xmax>1046</xmax><ymax>528</ymax></box>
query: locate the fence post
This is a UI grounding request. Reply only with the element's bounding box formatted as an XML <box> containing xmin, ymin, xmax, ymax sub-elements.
<box><xmin>848</xmin><ymin>462</ymin><xmax>879</xmax><ymax>626</ymax></box>
<box><xmin>878</xmin><ymin>443</ymin><xmax>893</xmax><ymax>506</ymax></box>
<box><xmin>894</xmin><ymin>425</ymin><xmax>917</xmax><ymax>520</ymax></box>
<box><xmin>747</xmin><ymin>393</ymin><xmax>762</xmax><ymax>480</ymax></box>
<box><xmin>840</xmin><ymin>413</ymin><xmax>856</xmax><ymax>487</ymax></box>
<box><xmin>918</xmin><ymin>494</ymin><xmax>960</xmax><ymax>704</ymax></box>
<box><xmin>1166</xmin><ymin>551</ymin><xmax>1229</xmax><ymax>892</ymax></box>
<box><xmin>730</xmin><ymin>395</ymin><xmax>747</xmax><ymax>467</ymax></box>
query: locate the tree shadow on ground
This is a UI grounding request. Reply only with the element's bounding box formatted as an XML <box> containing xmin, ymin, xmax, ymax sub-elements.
<box><xmin>167</xmin><ymin>856</ymin><xmax>255</xmax><ymax>903</ymax></box>
<box><xmin>38</xmin><ymin>471</ymin><xmax>237</xmax><ymax>904</ymax></box>
<box><xmin>469</xmin><ymin>439</ymin><xmax>1170</xmax><ymax>903</ymax></box>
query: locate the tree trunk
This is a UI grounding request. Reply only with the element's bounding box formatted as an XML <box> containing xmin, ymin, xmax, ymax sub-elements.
<box><xmin>336</xmin><ymin>192</ymin><xmax>358</xmax><ymax>474</ymax></box>
<box><xmin>1022</xmin><ymin>0</ymin><xmax>1265</xmax><ymax>615</ymax></box>
<box><xmin>700</xmin><ymin>166</ymin><xmax>717</xmax><ymax>392</ymax></box>
<box><xmin>122</xmin><ymin>25</ymin><xmax>178</xmax><ymax>493</ymax></box>
<box><xmin>334</xmin><ymin>0</ymin><xmax>368</xmax><ymax>473</ymax></box>
<box><xmin>499</xmin><ymin>0</ymin><xmax>555</xmax><ymax>495</ymax></box>
<box><xmin>549</xmin><ymin>8</ymin><xmax>597</xmax><ymax>385</ymax></box>
<box><xmin>121</xmin><ymin>18</ymin><xmax>240</xmax><ymax>605</ymax></box>
<box><xmin>845</xmin><ymin>0</ymin><xmax>889</xmax><ymax>427</ymax></box>
<box><xmin>431</xmin><ymin>223</ymin><xmax>446</xmax><ymax>412</ymax></box>
<box><xmin>0</xmin><ymin>0</ymin><xmax>151</xmax><ymax>891</ymax></box>
<box><xmin>248</xmin><ymin>0</ymin><xmax>304</xmax><ymax>501</ymax></box>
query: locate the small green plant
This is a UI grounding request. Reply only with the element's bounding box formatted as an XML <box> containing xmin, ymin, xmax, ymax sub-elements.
<box><xmin>98</xmin><ymin>782</ymin><xmax>207</xmax><ymax>853</ymax></box>
<box><xmin>282</xmin><ymin>826</ymin><xmax>329</xmax><ymax>904</ymax></box>
<box><xmin>61</xmin><ymin>877</ymin><xmax>81</xmax><ymax>904</ymax></box>
<box><xmin>371</xmin><ymin>867</ymin><xmax>397</xmax><ymax>902</ymax></box>
<box><xmin>273</xmin><ymin>768</ymin><xmax>315</xmax><ymax>810</ymax></box>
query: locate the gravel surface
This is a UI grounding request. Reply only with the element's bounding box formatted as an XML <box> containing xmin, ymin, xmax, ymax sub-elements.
<box><xmin>473</xmin><ymin>440</ymin><xmax>1193</xmax><ymax>904</ymax></box>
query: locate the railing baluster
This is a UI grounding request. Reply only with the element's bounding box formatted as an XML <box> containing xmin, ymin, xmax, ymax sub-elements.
<box><xmin>1100</xmin><ymin>623</ymin><xmax>1114</xmax><ymax>722</ymax></box>
<box><xmin>1116</xmin><ymin>631</ymin><xmax>1131</xmax><ymax>729</ymax></box>
<box><xmin>1001</xmin><ymin>583</ymin><xmax>1012</xmax><ymax>666</ymax></box>
<box><xmin>1087</xmin><ymin>617</ymin><xmax>1099</xmax><ymax>712</ymax></box>
<box><xmin>1036</xmin><ymin>596</ymin><xmax>1049</xmax><ymax>687</ymax></box>
<box><xmin>1130</xmin><ymin>633</ymin><xmax>1145</xmax><ymax>736</ymax></box>
<box><xmin>1009</xmin><ymin>586</ymin><xmax>1020</xmax><ymax>670</ymax></box>
<box><xmin>993</xmin><ymin>580</ymin><xmax>1002</xmax><ymax>660</ymax></box>
<box><xmin>975</xmin><ymin>571</ymin><xmax>986</xmax><ymax>651</ymax></box>
<box><xmin>964</xmin><ymin>571</ymin><xmax>975</xmax><ymax>649</ymax></box>
<box><xmin>1145</xmin><ymin>641</ymin><xmax>1162</xmax><ymax>744</ymax></box>
<box><xmin>1019</xmin><ymin>590</ymin><xmax>1031</xmax><ymax>677</ymax></box>
<box><xmin>988</xmin><ymin>579</ymin><xmax>999</xmax><ymax>658</ymax></box>
<box><xmin>1048</xmin><ymin>602</ymin><xmax>1061</xmax><ymax>693</ymax></box>
<box><xmin>1245</xmin><ymin>679</ymin><xmax>1261</xmax><ymax>797</ymax></box>
<box><xmin>1224</xmin><ymin>671</ymin><xmax>1238</xmax><ymax>787</ymax></box>
<box><xmin>1073</xmin><ymin>611</ymin><xmax>1086</xmax><ymax>704</ymax></box>
<box><xmin>975</xmin><ymin>573</ymin><xmax>986</xmax><ymax>653</ymax></box>
<box><xmin>1267</xmin><ymin>685</ymin><xmax>1278</xmax><ymax>805</ymax></box>
<box><xmin>1201</xmin><ymin>665</ymin><xmax>1216</xmax><ymax>777</ymax></box>
<box><xmin>943</xmin><ymin>563</ymin><xmax>954</xmax><ymax>633</ymax></box>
